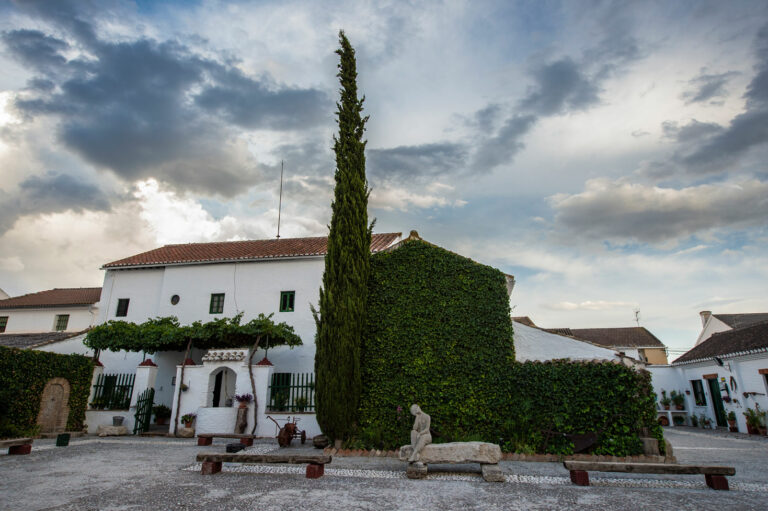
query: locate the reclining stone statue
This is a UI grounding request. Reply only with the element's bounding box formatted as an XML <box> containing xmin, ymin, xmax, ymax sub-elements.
<box><xmin>398</xmin><ymin>404</ymin><xmax>504</xmax><ymax>482</ymax></box>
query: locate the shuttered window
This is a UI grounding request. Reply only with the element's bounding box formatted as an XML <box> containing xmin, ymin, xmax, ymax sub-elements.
<box><xmin>209</xmin><ymin>293</ymin><xmax>225</xmax><ymax>314</ymax></box>
<box><xmin>279</xmin><ymin>291</ymin><xmax>295</xmax><ymax>312</ymax></box>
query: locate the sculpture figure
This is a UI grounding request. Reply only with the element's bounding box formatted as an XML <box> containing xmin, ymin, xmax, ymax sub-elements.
<box><xmin>408</xmin><ymin>404</ymin><xmax>432</xmax><ymax>462</ymax></box>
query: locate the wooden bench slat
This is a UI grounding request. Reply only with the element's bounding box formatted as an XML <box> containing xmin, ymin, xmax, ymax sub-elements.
<box><xmin>564</xmin><ymin>461</ymin><xmax>735</xmax><ymax>476</ymax></box>
<box><xmin>0</xmin><ymin>438</ymin><xmax>33</xmax><ymax>448</ymax></box>
<box><xmin>197</xmin><ymin>453</ymin><xmax>331</xmax><ymax>465</ymax></box>
<box><xmin>197</xmin><ymin>434</ymin><xmax>254</xmax><ymax>439</ymax></box>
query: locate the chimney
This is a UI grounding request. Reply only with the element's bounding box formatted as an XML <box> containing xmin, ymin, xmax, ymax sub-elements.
<box><xmin>699</xmin><ymin>310</ymin><xmax>712</xmax><ymax>327</ymax></box>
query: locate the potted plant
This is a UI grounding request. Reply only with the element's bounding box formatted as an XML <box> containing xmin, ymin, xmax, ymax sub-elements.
<box><xmin>700</xmin><ymin>414</ymin><xmax>712</xmax><ymax>429</ymax></box>
<box><xmin>727</xmin><ymin>410</ymin><xmax>738</xmax><ymax>432</ymax></box>
<box><xmin>672</xmin><ymin>415</ymin><xmax>685</xmax><ymax>426</ymax></box>
<box><xmin>659</xmin><ymin>391</ymin><xmax>671</xmax><ymax>410</ymax></box>
<box><xmin>234</xmin><ymin>393</ymin><xmax>253</xmax><ymax>409</ymax></box>
<box><xmin>658</xmin><ymin>415</ymin><xmax>670</xmax><ymax>427</ymax></box>
<box><xmin>671</xmin><ymin>391</ymin><xmax>685</xmax><ymax>410</ymax></box>
<box><xmin>690</xmin><ymin>415</ymin><xmax>699</xmax><ymax>427</ymax></box>
<box><xmin>295</xmin><ymin>396</ymin><xmax>308</xmax><ymax>412</ymax></box>
<box><xmin>153</xmin><ymin>404</ymin><xmax>171</xmax><ymax>425</ymax></box>
<box><xmin>181</xmin><ymin>413</ymin><xmax>196</xmax><ymax>428</ymax></box>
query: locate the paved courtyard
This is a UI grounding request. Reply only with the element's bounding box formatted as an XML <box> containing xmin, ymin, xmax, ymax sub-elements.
<box><xmin>1</xmin><ymin>428</ymin><xmax>767</xmax><ymax>510</ymax></box>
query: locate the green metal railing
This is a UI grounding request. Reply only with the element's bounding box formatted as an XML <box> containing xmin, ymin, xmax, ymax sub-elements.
<box><xmin>268</xmin><ymin>372</ymin><xmax>315</xmax><ymax>412</ymax></box>
<box><xmin>91</xmin><ymin>373</ymin><xmax>135</xmax><ymax>410</ymax></box>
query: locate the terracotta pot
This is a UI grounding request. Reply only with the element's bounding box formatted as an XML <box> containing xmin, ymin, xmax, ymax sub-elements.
<box><xmin>238</xmin><ymin>402</ymin><xmax>247</xmax><ymax>409</ymax></box>
<box><xmin>183</xmin><ymin>421</ymin><xmax>193</xmax><ymax>428</ymax></box>
<box><xmin>728</xmin><ymin>420</ymin><xmax>737</xmax><ymax>432</ymax></box>
<box><xmin>658</xmin><ymin>416</ymin><xmax>670</xmax><ymax>427</ymax></box>
<box><xmin>663</xmin><ymin>405</ymin><xmax>670</xmax><ymax>410</ymax></box>
<box><xmin>675</xmin><ymin>405</ymin><xmax>684</xmax><ymax>410</ymax></box>
<box><xmin>747</xmin><ymin>424</ymin><xmax>759</xmax><ymax>435</ymax></box>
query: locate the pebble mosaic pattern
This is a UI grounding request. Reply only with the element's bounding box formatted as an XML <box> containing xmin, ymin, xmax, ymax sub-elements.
<box><xmin>182</xmin><ymin>462</ymin><xmax>768</xmax><ymax>492</ymax></box>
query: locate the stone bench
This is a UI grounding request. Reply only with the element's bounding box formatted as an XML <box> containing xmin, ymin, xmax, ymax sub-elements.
<box><xmin>0</xmin><ymin>437</ymin><xmax>34</xmax><ymax>455</ymax></box>
<box><xmin>563</xmin><ymin>461</ymin><xmax>736</xmax><ymax>491</ymax></box>
<box><xmin>399</xmin><ymin>441</ymin><xmax>504</xmax><ymax>482</ymax></box>
<box><xmin>196</xmin><ymin>453</ymin><xmax>332</xmax><ymax>478</ymax></box>
<box><xmin>197</xmin><ymin>433</ymin><xmax>254</xmax><ymax>447</ymax></box>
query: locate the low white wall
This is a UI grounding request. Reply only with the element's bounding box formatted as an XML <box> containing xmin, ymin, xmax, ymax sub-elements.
<box><xmin>85</xmin><ymin>410</ymin><xmax>135</xmax><ymax>434</ymax></box>
<box><xmin>196</xmin><ymin>407</ymin><xmax>239</xmax><ymax>435</ymax></box>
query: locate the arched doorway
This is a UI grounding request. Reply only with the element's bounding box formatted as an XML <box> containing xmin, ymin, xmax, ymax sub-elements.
<box><xmin>37</xmin><ymin>378</ymin><xmax>71</xmax><ymax>433</ymax></box>
<box><xmin>208</xmin><ymin>367</ymin><xmax>236</xmax><ymax>407</ymax></box>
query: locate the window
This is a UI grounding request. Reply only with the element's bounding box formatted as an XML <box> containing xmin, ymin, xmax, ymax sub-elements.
<box><xmin>54</xmin><ymin>314</ymin><xmax>69</xmax><ymax>331</ymax></box>
<box><xmin>0</xmin><ymin>316</ymin><xmax>7</xmax><ymax>333</ymax></box>
<box><xmin>116</xmin><ymin>298</ymin><xmax>130</xmax><ymax>317</ymax></box>
<box><xmin>691</xmin><ymin>379</ymin><xmax>707</xmax><ymax>406</ymax></box>
<box><xmin>209</xmin><ymin>293</ymin><xmax>225</xmax><ymax>314</ymax></box>
<box><xmin>280</xmin><ymin>291</ymin><xmax>295</xmax><ymax>312</ymax></box>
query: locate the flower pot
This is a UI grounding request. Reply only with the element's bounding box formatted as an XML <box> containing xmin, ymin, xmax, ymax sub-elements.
<box><xmin>658</xmin><ymin>416</ymin><xmax>670</xmax><ymax>427</ymax></box>
<box><xmin>747</xmin><ymin>424</ymin><xmax>759</xmax><ymax>435</ymax></box>
<box><xmin>727</xmin><ymin>420</ymin><xmax>737</xmax><ymax>432</ymax></box>
<box><xmin>663</xmin><ymin>405</ymin><xmax>670</xmax><ymax>410</ymax></box>
<box><xmin>675</xmin><ymin>405</ymin><xmax>684</xmax><ymax>410</ymax></box>
<box><xmin>238</xmin><ymin>402</ymin><xmax>247</xmax><ymax>409</ymax></box>
<box><xmin>183</xmin><ymin>421</ymin><xmax>193</xmax><ymax>429</ymax></box>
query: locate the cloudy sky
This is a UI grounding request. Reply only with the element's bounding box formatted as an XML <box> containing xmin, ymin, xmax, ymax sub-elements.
<box><xmin>1</xmin><ymin>0</ymin><xmax>767</xmax><ymax>355</ymax></box>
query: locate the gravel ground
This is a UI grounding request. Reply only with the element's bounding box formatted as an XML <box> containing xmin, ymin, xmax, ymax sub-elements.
<box><xmin>1</xmin><ymin>428</ymin><xmax>767</xmax><ymax>510</ymax></box>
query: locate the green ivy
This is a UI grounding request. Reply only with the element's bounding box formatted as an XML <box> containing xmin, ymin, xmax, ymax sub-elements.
<box><xmin>85</xmin><ymin>313</ymin><xmax>302</xmax><ymax>353</ymax></box>
<box><xmin>356</xmin><ymin>240</ymin><xmax>663</xmax><ymax>456</ymax></box>
<box><xmin>0</xmin><ymin>346</ymin><xmax>93</xmax><ymax>439</ymax></box>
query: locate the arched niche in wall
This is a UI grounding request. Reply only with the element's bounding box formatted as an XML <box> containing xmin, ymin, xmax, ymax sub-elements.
<box><xmin>207</xmin><ymin>367</ymin><xmax>236</xmax><ymax>408</ymax></box>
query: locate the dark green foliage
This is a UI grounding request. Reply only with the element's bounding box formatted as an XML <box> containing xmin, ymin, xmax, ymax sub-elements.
<box><xmin>357</xmin><ymin>240</ymin><xmax>663</xmax><ymax>456</ymax></box>
<box><xmin>0</xmin><ymin>346</ymin><xmax>93</xmax><ymax>438</ymax></box>
<box><xmin>314</xmin><ymin>30</ymin><xmax>371</xmax><ymax>442</ymax></box>
<box><xmin>359</xmin><ymin>240</ymin><xmax>515</xmax><ymax>448</ymax></box>
<box><xmin>85</xmin><ymin>313</ymin><xmax>301</xmax><ymax>353</ymax></box>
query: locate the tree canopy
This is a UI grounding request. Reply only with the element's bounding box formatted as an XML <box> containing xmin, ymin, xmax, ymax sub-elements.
<box><xmin>85</xmin><ymin>313</ymin><xmax>302</xmax><ymax>354</ymax></box>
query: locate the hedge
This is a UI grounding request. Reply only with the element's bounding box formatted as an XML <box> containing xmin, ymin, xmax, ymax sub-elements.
<box><xmin>0</xmin><ymin>346</ymin><xmax>93</xmax><ymax>438</ymax></box>
<box><xmin>355</xmin><ymin>239</ymin><xmax>663</xmax><ymax>455</ymax></box>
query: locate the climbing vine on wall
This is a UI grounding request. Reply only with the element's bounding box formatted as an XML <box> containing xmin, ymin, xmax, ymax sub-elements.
<box><xmin>0</xmin><ymin>346</ymin><xmax>93</xmax><ymax>438</ymax></box>
<box><xmin>356</xmin><ymin>240</ymin><xmax>663</xmax><ymax>456</ymax></box>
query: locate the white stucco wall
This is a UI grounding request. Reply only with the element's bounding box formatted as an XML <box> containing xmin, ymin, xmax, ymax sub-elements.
<box><xmin>98</xmin><ymin>258</ymin><xmax>324</xmax><ymax>374</ymax></box>
<box><xmin>513</xmin><ymin>321</ymin><xmax>622</xmax><ymax>362</ymax></box>
<box><xmin>650</xmin><ymin>354</ymin><xmax>768</xmax><ymax>432</ymax></box>
<box><xmin>36</xmin><ymin>335</ymin><xmax>145</xmax><ymax>374</ymax></box>
<box><xmin>0</xmin><ymin>306</ymin><xmax>98</xmax><ymax>333</ymax></box>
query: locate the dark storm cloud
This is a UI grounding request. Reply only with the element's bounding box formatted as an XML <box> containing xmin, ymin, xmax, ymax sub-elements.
<box><xmin>2</xmin><ymin>6</ymin><xmax>330</xmax><ymax>197</ymax></box>
<box><xmin>519</xmin><ymin>58</ymin><xmax>601</xmax><ymax>116</ymax></box>
<box><xmin>0</xmin><ymin>171</ymin><xmax>113</xmax><ymax>235</ymax></box>
<box><xmin>662</xmin><ymin>119</ymin><xmax>723</xmax><ymax>143</ymax></box>
<box><xmin>471</xmin><ymin>115</ymin><xmax>537</xmax><ymax>171</ymax></box>
<box><xmin>368</xmin><ymin>143</ymin><xmax>468</xmax><ymax>180</ymax></box>
<box><xmin>681</xmin><ymin>70</ymin><xmax>739</xmax><ymax>105</ymax></box>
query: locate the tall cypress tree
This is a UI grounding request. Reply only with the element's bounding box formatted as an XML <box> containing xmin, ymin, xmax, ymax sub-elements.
<box><xmin>314</xmin><ymin>31</ymin><xmax>371</xmax><ymax>443</ymax></box>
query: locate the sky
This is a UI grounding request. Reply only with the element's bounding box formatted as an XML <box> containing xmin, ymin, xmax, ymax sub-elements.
<box><xmin>0</xmin><ymin>0</ymin><xmax>767</xmax><ymax>356</ymax></box>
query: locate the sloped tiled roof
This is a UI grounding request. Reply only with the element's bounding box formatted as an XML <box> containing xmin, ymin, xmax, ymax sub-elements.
<box><xmin>512</xmin><ymin>316</ymin><xmax>537</xmax><ymax>327</ymax></box>
<box><xmin>103</xmin><ymin>233</ymin><xmax>402</xmax><ymax>269</ymax></box>
<box><xmin>0</xmin><ymin>288</ymin><xmax>101</xmax><ymax>310</ymax></box>
<box><xmin>0</xmin><ymin>330</ymin><xmax>89</xmax><ymax>349</ymax></box>
<box><xmin>674</xmin><ymin>321</ymin><xmax>768</xmax><ymax>364</ymax></box>
<box><xmin>560</xmin><ymin>327</ymin><xmax>666</xmax><ymax>348</ymax></box>
<box><xmin>713</xmin><ymin>313</ymin><xmax>768</xmax><ymax>330</ymax></box>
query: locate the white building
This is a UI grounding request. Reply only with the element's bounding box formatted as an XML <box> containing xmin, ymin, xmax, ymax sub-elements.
<box><xmin>512</xmin><ymin>317</ymin><xmax>635</xmax><ymax>365</ymax></box>
<box><xmin>649</xmin><ymin>312</ymin><xmax>768</xmax><ymax>433</ymax></box>
<box><xmin>0</xmin><ymin>287</ymin><xmax>101</xmax><ymax>334</ymax></box>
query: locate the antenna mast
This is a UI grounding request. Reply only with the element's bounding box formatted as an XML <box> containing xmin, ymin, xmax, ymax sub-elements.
<box><xmin>277</xmin><ymin>160</ymin><xmax>284</xmax><ymax>239</ymax></box>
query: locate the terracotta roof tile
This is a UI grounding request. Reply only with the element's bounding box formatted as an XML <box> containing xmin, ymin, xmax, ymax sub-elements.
<box><xmin>674</xmin><ymin>321</ymin><xmax>768</xmax><ymax>364</ymax></box>
<box><xmin>0</xmin><ymin>288</ymin><xmax>101</xmax><ymax>310</ymax></box>
<box><xmin>0</xmin><ymin>330</ymin><xmax>89</xmax><ymax>349</ymax></box>
<box><xmin>103</xmin><ymin>233</ymin><xmax>402</xmax><ymax>269</ymax></box>
<box><xmin>555</xmin><ymin>327</ymin><xmax>665</xmax><ymax>348</ymax></box>
<box><xmin>713</xmin><ymin>313</ymin><xmax>768</xmax><ymax>329</ymax></box>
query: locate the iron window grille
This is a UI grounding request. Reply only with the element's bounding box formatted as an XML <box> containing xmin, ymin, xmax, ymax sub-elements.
<box><xmin>0</xmin><ymin>316</ymin><xmax>7</xmax><ymax>333</ymax></box>
<box><xmin>691</xmin><ymin>379</ymin><xmax>707</xmax><ymax>406</ymax></box>
<box><xmin>54</xmin><ymin>314</ymin><xmax>69</xmax><ymax>331</ymax></box>
<box><xmin>280</xmin><ymin>291</ymin><xmax>295</xmax><ymax>312</ymax></box>
<box><xmin>116</xmin><ymin>298</ymin><xmax>130</xmax><ymax>317</ymax></box>
<box><xmin>209</xmin><ymin>293</ymin><xmax>225</xmax><ymax>314</ymax></box>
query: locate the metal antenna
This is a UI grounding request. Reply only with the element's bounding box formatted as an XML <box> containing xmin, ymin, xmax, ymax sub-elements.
<box><xmin>277</xmin><ymin>160</ymin><xmax>284</xmax><ymax>239</ymax></box>
<box><xmin>634</xmin><ymin>308</ymin><xmax>641</xmax><ymax>326</ymax></box>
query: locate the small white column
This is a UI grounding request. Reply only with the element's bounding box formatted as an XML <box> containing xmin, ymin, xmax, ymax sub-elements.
<box><xmin>251</xmin><ymin>360</ymin><xmax>274</xmax><ymax>437</ymax></box>
<box><xmin>130</xmin><ymin>359</ymin><xmax>158</xmax><ymax>408</ymax></box>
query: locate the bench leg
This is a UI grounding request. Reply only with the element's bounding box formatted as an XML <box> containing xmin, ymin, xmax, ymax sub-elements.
<box><xmin>197</xmin><ymin>437</ymin><xmax>212</xmax><ymax>446</ymax></box>
<box><xmin>240</xmin><ymin>437</ymin><xmax>253</xmax><ymax>447</ymax></box>
<box><xmin>705</xmin><ymin>474</ymin><xmax>729</xmax><ymax>491</ymax></box>
<box><xmin>201</xmin><ymin>461</ymin><xmax>222</xmax><ymax>475</ymax></box>
<box><xmin>570</xmin><ymin>470</ymin><xmax>590</xmax><ymax>486</ymax></box>
<box><xmin>8</xmin><ymin>444</ymin><xmax>32</xmax><ymax>455</ymax></box>
<box><xmin>306</xmin><ymin>463</ymin><xmax>324</xmax><ymax>479</ymax></box>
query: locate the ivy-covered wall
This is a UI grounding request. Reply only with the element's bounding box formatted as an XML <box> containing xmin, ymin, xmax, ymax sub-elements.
<box><xmin>0</xmin><ymin>346</ymin><xmax>93</xmax><ymax>438</ymax></box>
<box><xmin>358</xmin><ymin>240</ymin><xmax>515</xmax><ymax>449</ymax></box>
<box><xmin>356</xmin><ymin>239</ymin><xmax>663</xmax><ymax>455</ymax></box>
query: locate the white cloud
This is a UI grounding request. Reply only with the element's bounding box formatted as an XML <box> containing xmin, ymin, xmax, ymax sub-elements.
<box><xmin>543</xmin><ymin>300</ymin><xmax>638</xmax><ymax>311</ymax></box>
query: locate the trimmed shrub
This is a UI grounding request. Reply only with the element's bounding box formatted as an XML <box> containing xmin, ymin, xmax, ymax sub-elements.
<box><xmin>0</xmin><ymin>346</ymin><xmax>93</xmax><ymax>438</ymax></box>
<box><xmin>356</xmin><ymin>239</ymin><xmax>663</xmax><ymax>455</ymax></box>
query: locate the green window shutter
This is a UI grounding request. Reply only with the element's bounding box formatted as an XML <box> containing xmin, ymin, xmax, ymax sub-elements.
<box><xmin>280</xmin><ymin>291</ymin><xmax>295</xmax><ymax>312</ymax></box>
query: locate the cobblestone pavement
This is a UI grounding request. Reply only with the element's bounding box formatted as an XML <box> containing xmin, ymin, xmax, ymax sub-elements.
<box><xmin>1</xmin><ymin>428</ymin><xmax>766</xmax><ymax>510</ymax></box>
